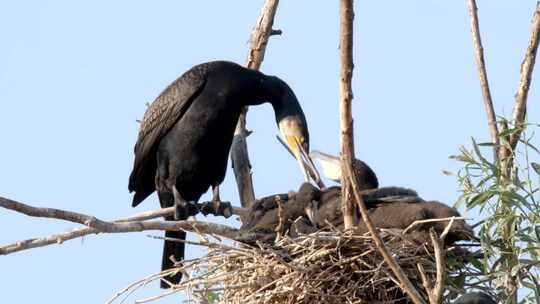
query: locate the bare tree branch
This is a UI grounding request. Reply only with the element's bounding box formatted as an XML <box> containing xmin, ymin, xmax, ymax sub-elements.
<box><xmin>509</xmin><ymin>1</ymin><xmax>540</xmax><ymax>150</ymax></box>
<box><xmin>419</xmin><ymin>219</ymin><xmax>454</xmax><ymax>304</ymax></box>
<box><xmin>0</xmin><ymin>197</ymin><xmax>241</xmax><ymax>255</ymax></box>
<box><xmin>337</xmin><ymin>1</ymin><xmax>425</xmax><ymax>303</ymax></box>
<box><xmin>428</xmin><ymin>230</ymin><xmax>446</xmax><ymax>304</ymax></box>
<box><xmin>0</xmin><ymin>196</ymin><xmax>118</xmax><ymax>231</ymax></box>
<box><xmin>231</xmin><ymin>0</ymin><xmax>281</xmax><ymax>211</ymax></box>
<box><xmin>338</xmin><ymin>0</ymin><xmax>357</xmax><ymax>230</ymax></box>
<box><xmin>466</xmin><ymin>0</ymin><xmax>500</xmax><ymax>161</ymax></box>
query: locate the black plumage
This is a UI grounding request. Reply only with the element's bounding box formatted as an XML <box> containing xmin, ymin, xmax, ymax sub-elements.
<box><xmin>239</xmin><ymin>182</ymin><xmax>474</xmax><ymax>246</ymax></box>
<box><xmin>239</xmin><ymin>183</ymin><xmax>321</xmax><ymax>239</ymax></box>
<box><xmin>453</xmin><ymin>292</ymin><xmax>496</xmax><ymax>304</ymax></box>
<box><xmin>305</xmin><ymin>186</ymin><xmax>474</xmax><ymax>244</ymax></box>
<box><xmin>128</xmin><ymin>61</ymin><xmax>309</xmax><ymax>288</ymax></box>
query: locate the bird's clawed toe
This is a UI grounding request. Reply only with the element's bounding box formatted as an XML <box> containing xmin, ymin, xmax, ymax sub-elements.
<box><xmin>174</xmin><ymin>200</ymin><xmax>199</xmax><ymax>219</ymax></box>
<box><xmin>200</xmin><ymin>200</ymin><xmax>233</xmax><ymax>218</ymax></box>
<box><xmin>172</xmin><ymin>186</ymin><xmax>199</xmax><ymax>219</ymax></box>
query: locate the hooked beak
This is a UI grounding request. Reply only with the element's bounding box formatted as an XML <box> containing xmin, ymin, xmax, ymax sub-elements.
<box><xmin>276</xmin><ymin>134</ymin><xmax>325</xmax><ymax>189</ymax></box>
<box><xmin>283</xmin><ymin>134</ymin><xmax>310</xmax><ymax>182</ymax></box>
<box><xmin>277</xmin><ymin>117</ymin><xmax>325</xmax><ymax>188</ymax></box>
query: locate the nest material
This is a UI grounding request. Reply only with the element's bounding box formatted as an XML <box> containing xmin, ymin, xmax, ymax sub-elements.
<box><xmin>161</xmin><ymin>229</ymin><xmax>472</xmax><ymax>304</ymax></box>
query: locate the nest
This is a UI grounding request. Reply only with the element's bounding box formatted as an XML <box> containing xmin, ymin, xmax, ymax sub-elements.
<box><xmin>116</xmin><ymin>228</ymin><xmax>473</xmax><ymax>304</ymax></box>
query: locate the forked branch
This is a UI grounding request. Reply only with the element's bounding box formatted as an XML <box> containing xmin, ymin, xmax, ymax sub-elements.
<box><xmin>509</xmin><ymin>1</ymin><xmax>540</xmax><ymax>150</ymax></box>
<box><xmin>466</xmin><ymin>0</ymin><xmax>499</xmax><ymax>161</ymax></box>
<box><xmin>337</xmin><ymin>0</ymin><xmax>425</xmax><ymax>303</ymax></box>
<box><xmin>231</xmin><ymin>0</ymin><xmax>281</xmax><ymax>211</ymax></box>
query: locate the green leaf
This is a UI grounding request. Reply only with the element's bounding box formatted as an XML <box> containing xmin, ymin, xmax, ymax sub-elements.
<box><xmin>499</xmin><ymin>126</ymin><xmax>520</xmax><ymax>138</ymax></box>
<box><xmin>504</xmin><ymin>191</ymin><xmax>532</xmax><ymax>209</ymax></box>
<box><xmin>511</xmin><ymin>264</ymin><xmax>523</xmax><ymax>276</ymax></box>
<box><xmin>531</xmin><ymin>162</ymin><xmax>540</xmax><ymax>176</ymax></box>
<box><xmin>470</xmin><ymin>257</ymin><xmax>485</xmax><ymax>272</ymax></box>
<box><xmin>467</xmin><ymin>191</ymin><xmax>494</xmax><ymax>209</ymax></box>
<box><xmin>478</xmin><ymin>142</ymin><xmax>495</xmax><ymax>147</ymax></box>
<box><xmin>519</xmin><ymin>259</ymin><xmax>537</xmax><ymax>265</ymax></box>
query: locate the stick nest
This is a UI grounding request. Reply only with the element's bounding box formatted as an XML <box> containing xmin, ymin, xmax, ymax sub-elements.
<box><xmin>154</xmin><ymin>229</ymin><xmax>472</xmax><ymax>304</ymax></box>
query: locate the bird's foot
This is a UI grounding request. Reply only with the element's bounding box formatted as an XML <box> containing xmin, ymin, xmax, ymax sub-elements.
<box><xmin>174</xmin><ymin>200</ymin><xmax>199</xmax><ymax>219</ymax></box>
<box><xmin>200</xmin><ymin>200</ymin><xmax>233</xmax><ymax>218</ymax></box>
<box><xmin>172</xmin><ymin>186</ymin><xmax>199</xmax><ymax>220</ymax></box>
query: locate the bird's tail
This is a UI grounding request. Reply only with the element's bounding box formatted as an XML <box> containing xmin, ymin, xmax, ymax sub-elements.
<box><xmin>158</xmin><ymin>191</ymin><xmax>186</xmax><ymax>289</ymax></box>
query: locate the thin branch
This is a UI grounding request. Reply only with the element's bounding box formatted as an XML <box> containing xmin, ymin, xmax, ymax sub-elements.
<box><xmin>0</xmin><ymin>197</ymin><xmax>242</xmax><ymax>255</ymax></box>
<box><xmin>231</xmin><ymin>0</ymin><xmax>281</xmax><ymax>211</ymax></box>
<box><xmin>337</xmin><ymin>1</ymin><xmax>425</xmax><ymax>302</ymax></box>
<box><xmin>429</xmin><ymin>229</ymin><xmax>446</xmax><ymax>304</ymax></box>
<box><xmin>466</xmin><ymin>0</ymin><xmax>500</xmax><ymax>161</ymax></box>
<box><xmin>416</xmin><ymin>227</ymin><xmax>450</xmax><ymax>304</ymax></box>
<box><xmin>0</xmin><ymin>196</ymin><xmax>117</xmax><ymax>231</ymax></box>
<box><xmin>509</xmin><ymin>1</ymin><xmax>540</xmax><ymax>150</ymax></box>
<box><xmin>245</xmin><ymin>0</ymin><xmax>280</xmax><ymax>71</ymax></box>
<box><xmin>402</xmin><ymin>216</ymin><xmax>464</xmax><ymax>235</ymax></box>
<box><xmin>338</xmin><ymin>0</ymin><xmax>357</xmax><ymax>229</ymax></box>
<box><xmin>417</xmin><ymin>263</ymin><xmax>431</xmax><ymax>297</ymax></box>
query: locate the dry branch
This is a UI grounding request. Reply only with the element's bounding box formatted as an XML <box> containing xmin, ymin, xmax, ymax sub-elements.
<box><xmin>338</xmin><ymin>0</ymin><xmax>357</xmax><ymax>230</ymax></box>
<box><xmin>428</xmin><ymin>230</ymin><xmax>446</xmax><ymax>303</ymax></box>
<box><xmin>421</xmin><ymin>218</ymin><xmax>455</xmax><ymax>303</ymax></box>
<box><xmin>509</xmin><ymin>1</ymin><xmax>540</xmax><ymax>150</ymax></box>
<box><xmin>337</xmin><ymin>0</ymin><xmax>425</xmax><ymax>303</ymax></box>
<box><xmin>0</xmin><ymin>197</ymin><xmax>240</xmax><ymax>255</ymax></box>
<box><xmin>466</xmin><ymin>0</ymin><xmax>500</xmax><ymax>161</ymax></box>
<box><xmin>231</xmin><ymin>0</ymin><xmax>281</xmax><ymax>211</ymax></box>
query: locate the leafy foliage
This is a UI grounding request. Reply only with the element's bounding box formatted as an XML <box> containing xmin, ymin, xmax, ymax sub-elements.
<box><xmin>453</xmin><ymin>123</ymin><xmax>540</xmax><ymax>303</ymax></box>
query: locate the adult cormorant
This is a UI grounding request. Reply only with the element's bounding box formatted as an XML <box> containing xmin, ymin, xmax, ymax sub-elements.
<box><xmin>128</xmin><ymin>61</ymin><xmax>309</xmax><ymax>288</ymax></box>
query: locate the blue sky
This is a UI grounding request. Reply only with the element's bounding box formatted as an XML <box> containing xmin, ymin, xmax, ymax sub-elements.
<box><xmin>1</xmin><ymin>1</ymin><xmax>539</xmax><ymax>303</ymax></box>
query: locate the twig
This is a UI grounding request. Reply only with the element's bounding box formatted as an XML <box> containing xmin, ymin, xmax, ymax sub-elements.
<box><xmin>402</xmin><ymin>216</ymin><xmax>464</xmax><ymax>235</ymax></box>
<box><xmin>231</xmin><ymin>0</ymin><xmax>281</xmax><ymax>211</ymax></box>
<box><xmin>274</xmin><ymin>195</ymin><xmax>285</xmax><ymax>241</ymax></box>
<box><xmin>337</xmin><ymin>1</ymin><xmax>425</xmax><ymax>303</ymax></box>
<box><xmin>439</xmin><ymin>216</ymin><xmax>456</xmax><ymax>240</ymax></box>
<box><xmin>466</xmin><ymin>0</ymin><xmax>500</xmax><ymax>161</ymax></box>
<box><xmin>509</xmin><ymin>1</ymin><xmax>540</xmax><ymax>151</ymax></box>
<box><xmin>418</xmin><ymin>219</ymin><xmax>455</xmax><ymax>304</ymax></box>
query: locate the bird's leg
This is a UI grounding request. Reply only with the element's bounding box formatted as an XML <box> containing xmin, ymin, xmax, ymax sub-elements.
<box><xmin>200</xmin><ymin>185</ymin><xmax>233</xmax><ymax>218</ymax></box>
<box><xmin>172</xmin><ymin>185</ymin><xmax>199</xmax><ymax>220</ymax></box>
<box><xmin>212</xmin><ymin>185</ymin><xmax>221</xmax><ymax>202</ymax></box>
